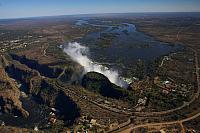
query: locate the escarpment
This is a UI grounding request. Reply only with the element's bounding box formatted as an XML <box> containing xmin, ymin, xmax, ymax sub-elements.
<box><xmin>10</xmin><ymin>54</ymin><xmax>63</xmax><ymax>78</ymax></box>
<box><xmin>0</xmin><ymin>68</ymin><xmax>29</xmax><ymax>118</ymax></box>
<box><xmin>10</xmin><ymin>54</ymin><xmax>84</xmax><ymax>84</ymax></box>
<box><xmin>82</xmin><ymin>72</ymin><xmax>135</xmax><ymax>103</ymax></box>
<box><xmin>0</xmin><ymin>89</ymin><xmax>29</xmax><ymax>118</ymax></box>
<box><xmin>28</xmin><ymin>79</ymin><xmax>81</xmax><ymax>126</ymax></box>
<box><xmin>1</xmin><ymin>54</ymin><xmax>81</xmax><ymax>126</ymax></box>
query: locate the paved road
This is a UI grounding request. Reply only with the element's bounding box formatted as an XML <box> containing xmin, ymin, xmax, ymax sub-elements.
<box><xmin>55</xmin><ymin>43</ymin><xmax>200</xmax><ymax>133</ymax></box>
<box><xmin>135</xmin><ymin>48</ymin><xmax>200</xmax><ymax>117</ymax></box>
<box><xmin>54</xmin><ymin>82</ymin><xmax>131</xmax><ymax>115</ymax></box>
<box><xmin>109</xmin><ymin>23</ymin><xmax>200</xmax><ymax>133</ymax></box>
<box><xmin>113</xmin><ymin>111</ymin><xmax>200</xmax><ymax>133</ymax></box>
<box><xmin>109</xmin><ymin>47</ymin><xmax>200</xmax><ymax>133</ymax></box>
<box><xmin>54</xmin><ymin>47</ymin><xmax>200</xmax><ymax>133</ymax></box>
<box><xmin>131</xmin><ymin>112</ymin><xmax>200</xmax><ymax>129</ymax></box>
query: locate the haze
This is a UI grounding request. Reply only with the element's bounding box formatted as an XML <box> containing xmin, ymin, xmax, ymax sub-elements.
<box><xmin>0</xmin><ymin>0</ymin><xmax>200</xmax><ymax>19</ymax></box>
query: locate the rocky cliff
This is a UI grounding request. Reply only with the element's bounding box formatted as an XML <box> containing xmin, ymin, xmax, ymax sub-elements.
<box><xmin>82</xmin><ymin>72</ymin><xmax>135</xmax><ymax>102</ymax></box>
<box><xmin>10</xmin><ymin>54</ymin><xmax>63</xmax><ymax>78</ymax></box>
<box><xmin>30</xmin><ymin>79</ymin><xmax>81</xmax><ymax>125</ymax></box>
<box><xmin>1</xmin><ymin>55</ymin><xmax>81</xmax><ymax>125</ymax></box>
<box><xmin>0</xmin><ymin>68</ymin><xmax>29</xmax><ymax>118</ymax></box>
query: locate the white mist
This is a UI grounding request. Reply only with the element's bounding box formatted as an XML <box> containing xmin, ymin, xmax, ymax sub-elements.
<box><xmin>63</xmin><ymin>42</ymin><xmax>128</xmax><ymax>88</ymax></box>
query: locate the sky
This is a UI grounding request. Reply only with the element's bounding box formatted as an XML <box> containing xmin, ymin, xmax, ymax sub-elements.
<box><xmin>0</xmin><ymin>0</ymin><xmax>200</xmax><ymax>19</ymax></box>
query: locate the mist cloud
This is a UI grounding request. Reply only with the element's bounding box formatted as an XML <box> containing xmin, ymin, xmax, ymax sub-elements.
<box><xmin>63</xmin><ymin>42</ymin><xmax>128</xmax><ymax>88</ymax></box>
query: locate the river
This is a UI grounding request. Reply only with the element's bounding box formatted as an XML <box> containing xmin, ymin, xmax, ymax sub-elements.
<box><xmin>75</xmin><ymin>19</ymin><xmax>183</xmax><ymax>78</ymax></box>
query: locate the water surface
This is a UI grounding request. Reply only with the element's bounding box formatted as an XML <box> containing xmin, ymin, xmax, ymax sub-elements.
<box><xmin>76</xmin><ymin>19</ymin><xmax>183</xmax><ymax>77</ymax></box>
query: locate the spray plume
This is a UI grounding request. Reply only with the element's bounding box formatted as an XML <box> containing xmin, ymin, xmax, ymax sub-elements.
<box><xmin>63</xmin><ymin>42</ymin><xmax>128</xmax><ymax>88</ymax></box>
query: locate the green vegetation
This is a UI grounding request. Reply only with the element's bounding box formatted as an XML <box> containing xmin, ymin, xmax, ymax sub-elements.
<box><xmin>82</xmin><ymin>72</ymin><xmax>135</xmax><ymax>104</ymax></box>
<box><xmin>51</xmin><ymin>120</ymin><xmax>65</xmax><ymax>133</ymax></box>
<box><xmin>142</xmin><ymin>86</ymin><xmax>188</xmax><ymax>111</ymax></box>
<box><xmin>96</xmin><ymin>33</ymin><xmax>118</xmax><ymax>47</ymax></box>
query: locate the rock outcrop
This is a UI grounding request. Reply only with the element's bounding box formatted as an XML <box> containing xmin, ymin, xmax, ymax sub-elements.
<box><xmin>82</xmin><ymin>72</ymin><xmax>135</xmax><ymax>102</ymax></box>
<box><xmin>10</xmin><ymin>54</ymin><xmax>84</xmax><ymax>84</ymax></box>
<box><xmin>1</xmin><ymin>54</ymin><xmax>81</xmax><ymax>126</ymax></box>
<box><xmin>0</xmin><ymin>126</ymin><xmax>33</xmax><ymax>133</ymax></box>
<box><xmin>10</xmin><ymin>54</ymin><xmax>63</xmax><ymax>78</ymax></box>
<box><xmin>0</xmin><ymin>89</ymin><xmax>29</xmax><ymax>118</ymax></box>
<box><xmin>31</xmin><ymin>79</ymin><xmax>80</xmax><ymax>125</ymax></box>
<box><xmin>0</xmin><ymin>68</ymin><xmax>29</xmax><ymax>118</ymax></box>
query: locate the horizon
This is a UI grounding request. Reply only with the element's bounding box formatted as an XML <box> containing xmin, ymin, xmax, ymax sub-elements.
<box><xmin>0</xmin><ymin>12</ymin><xmax>200</xmax><ymax>20</ymax></box>
<box><xmin>0</xmin><ymin>0</ymin><xmax>200</xmax><ymax>19</ymax></box>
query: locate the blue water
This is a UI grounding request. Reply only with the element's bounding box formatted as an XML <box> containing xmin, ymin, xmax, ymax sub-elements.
<box><xmin>75</xmin><ymin>19</ymin><xmax>183</xmax><ymax>76</ymax></box>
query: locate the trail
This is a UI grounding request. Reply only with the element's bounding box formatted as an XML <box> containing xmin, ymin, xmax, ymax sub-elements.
<box><xmin>180</xmin><ymin>122</ymin><xmax>185</xmax><ymax>133</ymax></box>
<box><xmin>43</xmin><ymin>44</ymin><xmax>49</xmax><ymax>57</ymax></box>
<box><xmin>109</xmin><ymin>23</ymin><xmax>200</xmax><ymax>133</ymax></box>
<box><xmin>57</xmin><ymin>67</ymin><xmax>66</xmax><ymax>79</ymax></box>
<box><xmin>132</xmin><ymin>112</ymin><xmax>200</xmax><ymax>129</ymax></box>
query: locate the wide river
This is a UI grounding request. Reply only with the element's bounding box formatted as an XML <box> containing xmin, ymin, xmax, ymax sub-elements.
<box><xmin>75</xmin><ymin>19</ymin><xmax>183</xmax><ymax>78</ymax></box>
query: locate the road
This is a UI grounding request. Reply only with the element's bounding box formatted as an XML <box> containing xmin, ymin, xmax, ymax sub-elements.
<box><xmin>134</xmin><ymin>48</ymin><xmax>200</xmax><ymax>117</ymax></box>
<box><xmin>57</xmin><ymin>67</ymin><xmax>67</xmax><ymax>79</ymax></box>
<box><xmin>54</xmin><ymin>82</ymin><xmax>132</xmax><ymax>115</ymax></box>
<box><xmin>131</xmin><ymin>112</ymin><xmax>200</xmax><ymax>129</ymax></box>
<box><xmin>42</xmin><ymin>44</ymin><xmax>49</xmax><ymax>57</ymax></box>
<box><xmin>110</xmin><ymin>27</ymin><xmax>200</xmax><ymax>132</ymax></box>
<box><xmin>54</xmin><ymin>46</ymin><xmax>199</xmax><ymax>133</ymax></box>
<box><xmin>54</xmin><ymin>37</ymin><xmax>200</xmax><ymax>133</ymax></box>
